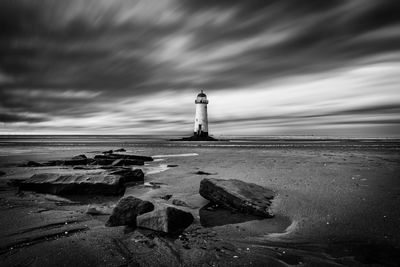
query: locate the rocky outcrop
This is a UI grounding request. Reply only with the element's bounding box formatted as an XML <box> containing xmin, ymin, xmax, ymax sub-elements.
<box><xmin>137</xmin><ymin>205</ymin><xmax>194</xmax><ymax>234</ymax></box>
<box><xmin>106</xmin><ymin>196</ymin><xmax>154</xmax><ymax>226</ymax></box>
<box><xmin>94</xmin><ymin>153</ymin><xmax>153</xmax><ymax>162</ymax></box>
<box><xmin>18</xmin><ymin>153</ymin><xmax>152</xmax><ymax>167</ymax></box>
<box><xmin>171</xmin><ymin>135</ymin><xmax>218</xmax><ymax>141</ymax></box>
<box><xmin>199</xmin><ymin>178</ymin><xmax>275</xmax><ymax>218</ymax></box>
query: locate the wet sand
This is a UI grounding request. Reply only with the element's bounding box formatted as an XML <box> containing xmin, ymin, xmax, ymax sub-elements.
<box><xmin>0</xmin><ymin>137</ymin><xmax>400</xmax><ymax>266</ymax></box>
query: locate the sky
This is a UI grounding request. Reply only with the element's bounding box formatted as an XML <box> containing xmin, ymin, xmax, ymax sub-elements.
<box><xmin>1</xmin><ymin>0</ymin><xmax>400</xmax><ymax>137</ymax></box>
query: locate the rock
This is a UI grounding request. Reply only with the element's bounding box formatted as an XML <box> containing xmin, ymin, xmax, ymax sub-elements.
<box><xmin>72</xmin><ymin>154</ymin><xmax>87</xmax><ymax>159</ymax></box>
<box><xmin>18</xmin><ymin>172</ymin><xmax>126</xmax><ymax>195</ymax></box>
<box><xmin>21</xmin><ymin>161</ymin><xmax>44</xmax><ymax>167</ymax></box>
<box><xmin>194</xmin><ymin>171</ymin><xmax>214</xmax><ymax>175</ymax></box>
<box><xmin>111</xmin><ymin>158</ymin><xmax>144</xmax><ymax>166</ymax></box>
<box><xmin>102</xmin><ymin>150</ymin><xmax>113</xmax><ymax>154</ymax></box>
<box><xmin>143</xmin><ymin>182</ymin><xmax>161</xmax><ymax>189</ymax></box>
<box><xmin>86</xmin><ymin>204</ymin><xmax>112</xmax><ymax>215</ymax></box>
<box><xmin>167</xmin><ymin>164</ymin><xmax>178</xmax><ymax>167</ymax></box>
<box><xmin>137</xmin><ymin>205</ymin><xmax>194</xmax><ymax>233</ymax></box>
<box><xmin>114</xmin><ymin>148</ymin><xmax>126</xmax><ymax>152</ymax></box>
<box><xmin>7</xmin><ymin>179</ymin><xmax>25</xmax><ymax>187</ymax></box>
<box><xmin>94</xmin><ymin>158</ymin><xmax>115</xmax><ymax>165</ymax></box>
<box><xmin>199</xmin><ymin>178</ymin><xmax>275</xmax><ymax>218</ymax></box>
<box><xmin>63</xmin><ymin>158</ymin><xmax>89</xmax><ymax>166</ymax></box>
<box><xmin>94</xmin><ymin>153</ymin><xmax>153</xmax><ymax>162</ymax></box>
<box><xmin>106</xmin><ymin>196</ymin><xmax>154</xmax><ymax>226</ymax></box>
<box><xmin>0</xmin><ymin>170</ymin><xmax>6</xmax><ymax>176</ymax></box>
<box><xmin>172</xmin><ymin>135</ymin><xmax>218</xmax><ymax>141</ymax></box>
<box><xmin>42</xmin><ymin>160</ymin><xmax>64</xmax><ymax>166</ymax></box>
<box><xmin>160</xmin><ymin>194</ymin><xmax>173</xmax><ymax>200</ymax></box>
<box><xmin>110</xmin><ymin>169</ymin><xmax>144</xmax><ymax>184</ymax></box>
<box><xmin>172</xmin><ymin>199</ymin><xmax>189</xmax><ymax>207</ymax></box>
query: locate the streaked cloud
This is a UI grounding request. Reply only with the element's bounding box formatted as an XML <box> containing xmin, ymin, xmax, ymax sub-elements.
<box><xmin>0</xmin><ymin>0</ymin><xmax>399</xmax><ymax>136</ymax></box>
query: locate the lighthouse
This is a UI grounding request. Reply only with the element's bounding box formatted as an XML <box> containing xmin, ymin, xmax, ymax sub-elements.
<box><xmin>194</xmin><ymin>90</ymin><xmax>209</xmax><ymax>138</ymax></box>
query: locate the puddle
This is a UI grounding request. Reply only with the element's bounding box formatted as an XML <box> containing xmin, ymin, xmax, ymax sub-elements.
<box><xmin>200</xmin><ymin>203</ymin><xmax>262</xmax><ymax>227</ymax></box>
<box><xmin>144</xmin><ymin>164</ymin><xmax>170</xmax><ymax>175</ymax></box>
<box><xmin>199</xmin><ymin>203</ymin><xmax>292</xmax><ymax>235</ymax></box>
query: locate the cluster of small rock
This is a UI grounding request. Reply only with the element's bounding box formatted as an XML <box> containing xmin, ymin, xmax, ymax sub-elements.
<box><xmin>106</xmin><ymin>196</ymin><xmax>194</xmax><ymax>234</ymax></box>
<box><xmin>12</xmin><ymin>148</ymin><xmax>277</xmax><ymax>239</ymax></box>
<box><xmin>13</xmin><ymin>150</ymin><xmax>153</xmax><ymax>195</ymax></box>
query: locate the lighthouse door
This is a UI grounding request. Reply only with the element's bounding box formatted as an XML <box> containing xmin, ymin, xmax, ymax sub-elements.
<box><xmin>198</xmin><ymin>125</ymin><xmax>202</xmax><ymax>135</ymax></box>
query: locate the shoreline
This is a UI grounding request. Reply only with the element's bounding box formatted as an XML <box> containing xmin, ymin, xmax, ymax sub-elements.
<box><xmin>1</xmin><ymin>140</ymin><xmax>400</xmax><ymax>266</ymax></box>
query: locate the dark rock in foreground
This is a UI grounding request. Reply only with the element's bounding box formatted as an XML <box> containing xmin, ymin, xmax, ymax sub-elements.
<box><xmin>199</xmin><ymin>178</ymin><xmax>275</xmax><ymax>218</ymax></box>
<box><xmin>137</xmin><ymin>205</ymin><xmax>194</xmax><ymax>233</ymax></box>
<box><xmin>19</xmin><ymin>172</ymin><xmax>126</xmax><ymax>195</ymax></box>
<box><xmin>106</xmin><ymin>196</ymin><xmax>154</xmax><ymax>226</ymax></box>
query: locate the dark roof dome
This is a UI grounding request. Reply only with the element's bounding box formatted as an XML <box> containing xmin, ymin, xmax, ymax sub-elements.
<box><xmin>197</xmin><ymin>90</ymin><xmax>206</xmax><ymax>97</ymax></box>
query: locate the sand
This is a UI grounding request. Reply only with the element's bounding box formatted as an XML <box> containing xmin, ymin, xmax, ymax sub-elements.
<box><xmin>0</xmin><ymin>138</ymin><xmax>400</xmax><ymax>266</ymax></box>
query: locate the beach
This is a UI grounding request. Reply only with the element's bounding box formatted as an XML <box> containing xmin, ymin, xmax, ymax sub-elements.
<box><xmin>0</xmin><ymin>136</ymin><xmax>399</xmax><ymax>266</ymax></box>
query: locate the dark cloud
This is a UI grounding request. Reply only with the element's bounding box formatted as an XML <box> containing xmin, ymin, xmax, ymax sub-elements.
<box><xmin>0</xmin><ymin>0</ymin><xmax>399</xmax><ymax>134</ymax></box>
<box><xmin>0</xmin><ymin>112</ymin><xmax>47</xmax><ymax>123</ymax></box>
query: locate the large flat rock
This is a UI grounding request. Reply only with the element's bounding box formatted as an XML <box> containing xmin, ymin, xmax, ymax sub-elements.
<box><xmin>199</xmin><ymin>178</ymin><xmax>275</xmax><ymax>218</ymax></box>
<box><xmin>19</xmin><ymin>172</ymin><xmax>125</xmax><ymax>195</ymax></box>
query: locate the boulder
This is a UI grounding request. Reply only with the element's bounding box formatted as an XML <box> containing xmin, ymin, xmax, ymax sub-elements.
<box><xmin>114</xmin><ymin>148</ymin><xmax>126</xmax><ymax>152</ymax></box>
<box><xmin>110</xmin><ymin>169</ymin><xmax>144</xmax><ymax>184</ymax></box>
<box><xmin>111</xmin><ymin>158</ymin><xmax>144</xmax><ymax>166</ymax></box>
<box><xmin>137</xmin><ymin>205</ymin><xmax>194</xmax><ymax>233</ymax></box>
<box><xmin>106</xmin><ymin>196</ymin><xmax>154</xmax><ymax>226</ymax></box>
<box><xmin>18</xmin><ymin>172</ymin><xmax>126</xmax><ymax>195</ymax></box>
<box><xmin>199</xmin><ymin>178</ymin><xmax>275</xmax><ymax>218</ymax></box>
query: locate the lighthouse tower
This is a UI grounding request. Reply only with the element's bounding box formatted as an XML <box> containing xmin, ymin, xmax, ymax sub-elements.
<box><xmin>194</xmin><ymin>90</ymin><xmax>209</xmax><ymax>138</ymax></box>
